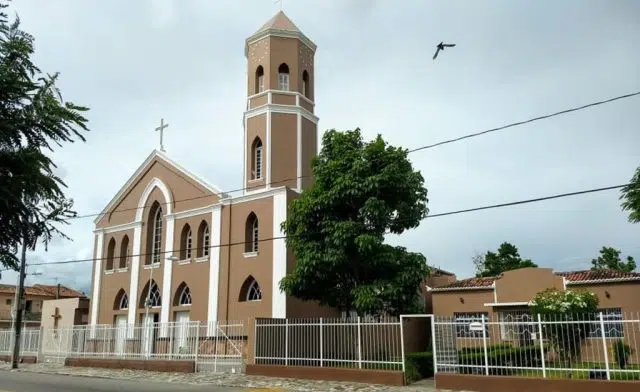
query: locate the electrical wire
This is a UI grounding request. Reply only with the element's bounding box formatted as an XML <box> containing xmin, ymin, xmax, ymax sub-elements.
<box><xmin>69</xmin><ymin>91</ymin><xmax>640</xmax><ymax>220</ymax></box>
<box><xmin>0</xmin><ymin>182</ymin><xmax>625</xmax><ymax>272</ymax></box>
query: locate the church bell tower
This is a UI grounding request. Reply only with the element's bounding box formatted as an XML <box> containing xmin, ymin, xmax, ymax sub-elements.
<box><xmin>242</xmin><ymin>11</ymin><xmax>318</xmax><ymax>194</ymax></box>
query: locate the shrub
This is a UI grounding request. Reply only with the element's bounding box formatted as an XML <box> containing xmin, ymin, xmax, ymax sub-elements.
<box><xmin>613</xmin><ymin>339</ymin><xmax>633</xmax><ymax>369</ymax></box>
<box><xmin>405</xmin><ymin>351</ymin><xmax>434</xmax><ymax>379</ymax></box>
<box><xmin>458</xmin><ymin>345</ymin><xmax>541</xmax><ymax>376</ymax></box>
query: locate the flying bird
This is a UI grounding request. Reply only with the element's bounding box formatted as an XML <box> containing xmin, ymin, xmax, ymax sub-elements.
<box><xmin>433</xmin><ymin>42</ymin><xmax>456</xmax><ymax>60</ymax></box>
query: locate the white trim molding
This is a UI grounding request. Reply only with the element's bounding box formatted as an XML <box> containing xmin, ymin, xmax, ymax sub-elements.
<box><xmin>127</xmin><ymin>224</ymin><xmax>143</xmax><ymax>328</ymax></box>
<box><xmin>136</xmin><ymin>177</ymin><xmax>173</xmax><ymax>222</ymax></box>
<box><xmin>266</xmin><ymin>110</ymin><xmax>271</xmax><ymax>190</ymax></box>
<box><xmin>483</xmin><ymin>301</ymin><xmax>532</xmax><ymax>307</ymax></box>
<box><xmin>567</xmin><ymin>277</ymin><xmax>640</xmax><ymax>285</ymax></box>
<box><xmin>89</xmin><ymin>231</ymin><xmax>105</xmax><ymax>333</ymax></box>
<box><xmin>159</xmin><ymin>215</ymin><xmax>176</xmax><ymax>333</ymax></box>
<box><xmin>247</xmin><ymin>90</ymin><xmax>315</xmax><ymax>109</ymax></box>
<box><xmin>221</xmin><ymin>186</ymin><xmax>289</xmax><ymax>206</ymax></box>
<box><xmin>168</xmin><ymin>204</ymin><xmax>218</xmax><ymax>220</ymax></box>
<box><xmin>271</xmin><ymin>188</ymin><xmax>288</xmax><ymax>318</ymax></box>
<box><xmin>244</xmin><ymin>104</ymin><xmax>318</xmax><ymax>125</ymax></box>
<box><xmin>94</xmin><ymin>150</ymin><xmax>227</xmax><ymax>224</ymax></box>
<box><xmin>296</xmin><ymin>112</ymin><xmax>302</xmax><ymax>190</ymax></box>
<box><xmin>95</xmin><ymin>220</ymin><xmax>143</xmax><ymax>234</ymax></box>
<box><xmin>245</xmin><ymin>30</ymin><xmax>316</xmax><ymax>57</ymax></box>
<box><xmin>207</xmin><ymin>205</ymin><xmax>222</xmax><ymax>334</ymax></box>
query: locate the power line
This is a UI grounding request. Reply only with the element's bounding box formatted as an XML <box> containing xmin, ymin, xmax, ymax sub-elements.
<box><xmin>0</xmin><ymin>182</ymin><xmax>625</xmax><ymax>272</ymax></box>
<box><xmin>70</xmin><ymin>90</ymin><xmax>640</xmax><ymax>220</ymax></box>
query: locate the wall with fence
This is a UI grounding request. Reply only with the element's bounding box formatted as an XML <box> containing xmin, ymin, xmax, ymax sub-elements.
<box><xmin>0</xmin><ymin>328</ymin><xmax>40</xmax><ymax>358</ymax></box>
<box><xmin>433</xmin><ymin>312</ymin><xmax>640</xmax><ymax>382</ymax></box>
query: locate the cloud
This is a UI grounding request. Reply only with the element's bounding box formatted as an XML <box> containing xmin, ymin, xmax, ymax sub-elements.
<box><xmin>0</xmin><ymin>0</ymin><xmax>638</xmax><ymax>293</ymax></box>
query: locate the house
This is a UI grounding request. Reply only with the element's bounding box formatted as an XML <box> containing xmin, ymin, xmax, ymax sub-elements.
<box><xmin>88</xmin><ymin>11</ymin><xmax>339</xmax><ymax>332</ymax></box>
<box><xmin>429</xmin><ymin>267</ymin><xmax>640</xmax><ymax>363</ymax></box>
<box><xmin>0</xmin><ymin>284</ymin><xmax>86</xmax><ymax>329</ymax></box>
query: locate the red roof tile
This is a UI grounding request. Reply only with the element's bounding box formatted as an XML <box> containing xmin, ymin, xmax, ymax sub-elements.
<box><xmin>558</xmin><ymin>269</ymin><xmax>640</xmax><ymax>283</ymax></box>
<box><xmin>435</xmin><ymin>277</ymin><xmax>495</xmax><ymax>290</ymax></box>
<box><xmin>0</xmin><ymin>283</ymin><xmax>85</xmax><ymax>298</ymax></box>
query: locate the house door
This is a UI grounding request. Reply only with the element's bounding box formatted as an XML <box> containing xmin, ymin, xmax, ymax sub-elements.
<box><xmin>114</xmin><ymin>315</ymin><xmax>127</xmax><ymax>355</ymax></box>
<box><xmin>174</xmin><ymin>311</ymin><xmax>190</xmax><ymax>355</ymax></box>
<box><xmin>141</xmin><ymin>313</ymin><xmax>158</xmax><ymax>357</ymax></box>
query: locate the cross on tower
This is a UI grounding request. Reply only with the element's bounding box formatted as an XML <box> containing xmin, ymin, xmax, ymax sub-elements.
<box><xmin>155</xmin><ymin>118</ymin><xmax>169</xmax><ymax>152</ymax></box>
<box><xmin>274</xmin><ymin>0</ymin><xmax>283</xmax><ymax>10</ymax></box>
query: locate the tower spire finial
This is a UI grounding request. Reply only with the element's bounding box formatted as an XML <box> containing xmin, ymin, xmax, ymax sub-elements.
<box><xmin>274</xmin><ymin>0</ymin><xmax>283</xmax><ymax>11</ymax></box>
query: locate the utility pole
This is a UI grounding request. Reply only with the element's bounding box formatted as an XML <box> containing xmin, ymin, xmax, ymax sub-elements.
<box><xmin>11</xmin><ymin>233</ymin><xmax>29</xmax><ymax>369</ymax></box>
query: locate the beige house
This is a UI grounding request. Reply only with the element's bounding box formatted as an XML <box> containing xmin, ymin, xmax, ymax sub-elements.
<box><xmin>0</xmin><ymin>284</ymin><xmax>86</xmax><ymax>329</ymax></box>
<box><xmin>89</xmin><ymin>11</ymin><xmax>339</xmax><ymax>331</ymax></box>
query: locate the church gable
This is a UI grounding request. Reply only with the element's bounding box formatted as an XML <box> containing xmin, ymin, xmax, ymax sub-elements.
<box><xmin>95</xmin><ymin>150</ymin><xmax>225</xmax><ymax>228</ymax></box>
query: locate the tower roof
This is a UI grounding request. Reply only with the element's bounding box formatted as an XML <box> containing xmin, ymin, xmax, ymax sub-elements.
<box><xmin>253</xmin><ymin>11</ymin><xmax>301</xmax><ymax>35</ymax></box>
<box><xmin>245</xmin><ymin>11</ymin><xmax>316</xmax><ymax>56</ymax></box>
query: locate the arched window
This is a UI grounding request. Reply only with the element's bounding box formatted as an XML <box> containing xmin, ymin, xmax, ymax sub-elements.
<box><xmin>146</xmin><ymin>201</ymin><xmax>163</xmax><ymax>265</ymax></box>
<box><xmin>255</xmin><ymin>65</ymin><xmax>265</xmax><ymax>93</ymax></box>
<box><xmin>139</xmin><ymin>280</ymin><xmax>161</xmax><ymax>308</ymax></box>
<box><xmin>113</xmin><ymin>289</ymin><xmax>128</xmax><ymax>310</ymax></box>
<box><xmin>180</xmin><ymin>224</ymin><xmax>192</xmax><ymax>260</ymax></box>
<box><xmin>239</xmin><ymin>276</ymin><xmax>262</xmax><ymax>302</ymax></box>
<box><xmin>119</xmin><ymin>235</ymin><xmax>129</xmax><ymax>269</ymax></box>
<box><xmin>245</xmin><ymin>212</ymin><xmax>259</xmax><ymax>253</ymax></box>
<box><xmin>251</xmin><ymin>137</ymin><xmax>263</xmax><ymax>180</ymax></box>
<box><xmin>174</xmin><ymin>282</ymin><xmax>192</xmax><ymax>306</ymax></box>
<box><xmin>278</xmin><ymin>63</ymin><xmax>289</xmax><ymax>91</ymax></box>
<box><xmin>105</xmin><ymin>238</ymin><xmax>116</xmax><ymax>271</ymax></box>
<box><xmin>302</xmin><ymin>70</ymin><xmax>310</xmax><ymax>98</ymax></box>
<box><xmin>197</xmin><ymin>221</ymin><xmax>210</xmax><ymax>258</ymax></box>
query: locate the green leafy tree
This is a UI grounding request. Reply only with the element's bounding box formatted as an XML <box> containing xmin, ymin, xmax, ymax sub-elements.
<box><xmin>530</xmin><ymin>289</ymin><xmax>599</xmax><ymax>371</ymax></box>
<box><xmin>620</xmin><ymin>166</ymin><xmax>640</xmax><ymax>223</ymax></box>
<box><xmin>591</xmin><ymin>246</ymin><xmax>636</xmax><ymax>272</ymax></box>
<box><xmin>0</xmin><ymin>0</ymin><xmax>88</xmax><ymax>269</ymax></box>
<box><xmin>280</xmin><ymin>128</ymin><xmax>429</xmax><ymax>316</ymax></box>
<box><xmin>476</xmin><ymin>242</ymin><xmax>537</xmax><ymax>277</ymax></box>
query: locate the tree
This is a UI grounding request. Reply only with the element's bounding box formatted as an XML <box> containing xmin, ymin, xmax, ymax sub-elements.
<box><xmin>471</xmin><ymin>251</ymin><xmax>485</xmax><ymax>277</ymax></box>
<box><xmin>620</xmin><ymin>166</ymin><xmax>640</xmax><ymax>223</ymax></box>
<box><xmin>591</xmin><ymin>246</ymin><xmax>636</xmax><ymax>272</ymax></box>
<box><xmin>476</xmin><ymin>242</ymin><xmax>537</xmax><ymax>277</ymax></box>
<box><xmin>280</xmin><ymin>128</ymin><xmax>429</xmax><ymax>316</ymax></box>
<box><xmin>529</xmin><ymin>288</ymin><xmax>599</xmax><ymax>371</ymax></box>
<box><xmin>0</xmin><ymin>0</ymin><xmax>88</xmax><ymax>269</ymax></box>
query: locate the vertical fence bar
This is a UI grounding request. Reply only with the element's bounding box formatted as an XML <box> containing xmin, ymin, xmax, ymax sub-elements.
<box><xmin>285</xmin><ymin>319</ymin><xmax>289</xmax><ymax>366</ymax></box>
<box><xmin>431</xmin><ymin>315</ymin><xmax>438</xmax><ymax>376</ymax></box>
<box><xmin>319</xmin><ymin>317</ymin><xmax>323</xmax><ymax>367</ymax></box>
<box><xmin>481</xmin><ymin>315</ymin><xmax>489</xmax><ymax>376</ymax></box>
<box><xmin>194</xmin><ymin>321</ymin><xmax>200</xmax><ymax>370</ymax></box>
<box><xmin>400</xmin><ymin>315</ymin><xmax>406</xmax><ymax>374</ymax></box>
<box><xmin>599</xmin><ymin>312</ymin><xmax>611</xmax><ymax>380</ymax></box>
<box><xmin>357</xmin><ymin>316</ymin><xmax>363</xmax><ymax>369</ymax></box>
<box><xmin>537</xmin><ymin>314</ymin><xmax>546</xmax><ymax>378</ymax></box>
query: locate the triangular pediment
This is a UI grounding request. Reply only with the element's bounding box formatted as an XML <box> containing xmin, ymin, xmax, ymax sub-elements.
<box><xmin>95</xmin><ymin>150</ymin><xmax>227</xmax><ymax>228</ymax></box>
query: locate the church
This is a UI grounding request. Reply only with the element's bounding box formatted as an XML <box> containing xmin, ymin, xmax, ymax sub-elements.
<box><xmin>88</xmin><ymin>11</ymin><xmax>337</xmax><ymax>330</ymax></box>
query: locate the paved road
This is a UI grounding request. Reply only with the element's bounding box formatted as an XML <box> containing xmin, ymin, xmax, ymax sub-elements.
<box><xmin>0</xmin><ymin>371</ymin><xmax>267</xmax><ymax>392</ymax></box>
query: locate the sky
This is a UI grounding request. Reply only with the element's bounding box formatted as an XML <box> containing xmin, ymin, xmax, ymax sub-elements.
<box><xmin>1</xmin><ymin>0</ymin><xmax>639</xmax><ymax>295</ymax></box>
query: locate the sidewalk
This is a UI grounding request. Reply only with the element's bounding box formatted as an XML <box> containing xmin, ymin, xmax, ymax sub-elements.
<box><xmin>0</xmin><ymin>363</ymin><xmax>456</xmax><ymax>391</ymax></box>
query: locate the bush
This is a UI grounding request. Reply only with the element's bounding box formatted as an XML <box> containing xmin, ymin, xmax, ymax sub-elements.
<box><xmin>613</xmin><ymin>339</ymin><xmax>633</xmax><ymax>369</ymax></box>
<box><xmin>404</xmin><ymin>360</ymin><xmax>422</xmax><ymax>383</ymax></box>
<box><xmin>406</xmin><ymin>351</ymin><xmax>434</xmax><ymax>379</ymax></box>
<box><xmin>458</xmin><ymin>345</ymin><xmax>541</xmax><ymax>376</ymax></box>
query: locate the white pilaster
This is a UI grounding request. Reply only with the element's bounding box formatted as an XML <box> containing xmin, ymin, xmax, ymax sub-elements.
<box><xmin>90</xmin><ymin>231</ymin><xmax>105</xmax><ymax>333</ymax></box>
<box><xmin>266</xmin><ymin>110</ymin><xmax>272</xmax><ymax>189</ymax></box>
<box><xmin>296</xmin><ymin>112</ymin><xmax>302</xmax><ymax>190</ymax></box>
<box><xmin>207</xmin><ymin>205</ymin><xmax>223</xmax><ymax>335</ymax></box>
<box><xmin>160</xmin><ymin>216</ymin><xmax>175</xmax><ymax>334</ymax></box>
<box><xmin>127</xmin><ymin>224</ymin><xmax>143</xmax><ymax>327</ymax></box>
<box><xmin>272</xmin><ymin>189</ymin><xmax>287</xmax><ymax>318</ymax></box>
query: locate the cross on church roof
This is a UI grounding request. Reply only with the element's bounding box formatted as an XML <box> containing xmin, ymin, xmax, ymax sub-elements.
<box><xmin>155</xmin><ymin>118</ymin><xmax>169</xmax><ymax>152</ymax></box>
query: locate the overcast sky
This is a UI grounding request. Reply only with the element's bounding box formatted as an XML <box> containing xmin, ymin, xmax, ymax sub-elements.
<box><xmin>1</xmin><ymin>0</ymin><xmax>639</xmax><ymax>294</ymax></box>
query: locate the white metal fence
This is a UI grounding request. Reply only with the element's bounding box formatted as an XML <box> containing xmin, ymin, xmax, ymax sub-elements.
<box><xmin>254</xmin><ymin>317</ymin><xmax>404</xmax><ymax>370</ymax></box>
<box><xmin>433</xmin><ymin>312</ymin><xmax>640</xmax><ymax>381</ymax></box>
<box><xmin>2</xmin><ymin>321</ymin><xmax>245</xmax><ymax>373</ymax></box>
<box><xmin>0</xmin><ymin>328</ymin><xmax>40</xmax><ymax>356</ymax></box>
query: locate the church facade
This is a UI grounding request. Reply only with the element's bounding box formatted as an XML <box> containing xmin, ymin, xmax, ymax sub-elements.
<box><xmin>88</xmin><ymin>12</ymin><xmax>337</xmax><ymax>329</ymax></box>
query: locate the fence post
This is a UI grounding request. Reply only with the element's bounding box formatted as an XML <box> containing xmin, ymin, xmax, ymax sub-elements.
<box><xmin>194</xmin><ymin>321</ymin><xmax>200</xmax><ymax>371</ymax></box>
<box><xmin>431</xmin><ymin>315</ymin><xmax>438</xmax><ymax>376</ymax></box>
<box><xmin>319</xmin><ymin>317</ymin><xmax>323</xmax><ymax>367</ymax></box>
<box><xmin>285</xmin><ymin>319</ymin><xmax>289</xmax><ymax>366</ymax></box>
<box><xmin>481</xmin><ymin>315</ymin><xmax>489</xmax><ymax>376</ymax></box>
<box><xmin>599</xmin><ymin>312</ymin><xmax>611</xmax><ymax>380</ymax></box>
<box><xmin>37</xmin><ymin>326</ymin><xmax>44</xmax><ymax>363</ymax></box>
<box><xmin>536</xmin><ymin>314</ymin><xmax>546</xmax><ymax>378</ymax></box>
<box><xmin>357</xmin><ymin>316</ymin><xmax>363</xmax><ymax>369</ymax></box>
<box><xmin>400</xmin><ymin>315</ymin><xmax>406</xmax><ymax>374</ymax></box>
